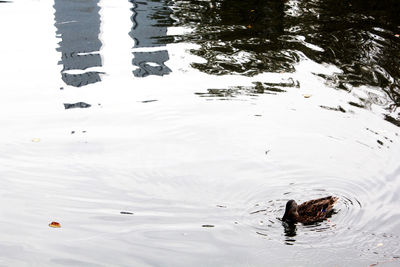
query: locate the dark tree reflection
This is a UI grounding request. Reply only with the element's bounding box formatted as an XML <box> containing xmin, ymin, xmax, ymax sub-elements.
<box><xmin>293</xmin><ymin>0</ymin><xmax>400</xmax><ymax>109</ymax></box>
<box><xmin>172</xmin><ymin>0</ymin><xmax>289</xmax><ymax>75</ymax></box>
<box><xmin>169</xmin><ymin>0</ymin><xmax>400</xmax><ymax>123</ymax></box>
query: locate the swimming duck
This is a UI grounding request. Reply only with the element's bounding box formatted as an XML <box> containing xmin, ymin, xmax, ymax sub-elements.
<box><xmin>282</xmin><ymin>196</ymin><xmax>338</xmax><ymax>224</ymax></box>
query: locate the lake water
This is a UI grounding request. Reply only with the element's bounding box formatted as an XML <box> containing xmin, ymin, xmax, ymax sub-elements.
<box><xmin>0</xmin><ymin>0</ymin><xmax>400</xmax><ymax>266</ymax></box>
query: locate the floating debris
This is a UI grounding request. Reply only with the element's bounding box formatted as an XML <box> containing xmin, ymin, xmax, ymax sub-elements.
<box><xmin>49</xmin><ymin>221</ymin><xmax>61</xmax><ymax>228</ymax></box>
<box><xmin>216</xmin><ymin>205</ymin><xmax>227</xmax><ymax>208</ymax></box>
<box><xmin>303</xmin><ymin>94</ymin><xmax>312</xmax><ymax>98</ymax></box>
<box><xmin>202</xmin><ymin>224</ymin><xmax>215</xmax><ymax>228</ymax></box>
<box><xmin>377</xmin><ymin>140</ymin><xmax>384</xmax><ymax>145</ymax></box>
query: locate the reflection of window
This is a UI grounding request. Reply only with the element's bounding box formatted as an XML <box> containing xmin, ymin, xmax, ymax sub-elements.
<box><xmin>129</xmin><ymin>0</ymin><xmax>172</xmax><ymax>77</ymax></box>
<box><xmin>54</xmin><ymin>0</ymin><xmax>103</xmax><ymax>87</ymax></box>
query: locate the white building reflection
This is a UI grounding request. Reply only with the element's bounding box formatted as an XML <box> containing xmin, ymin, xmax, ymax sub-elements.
<box><xmin>54</xmin><ymin>0</ymin><xmax>103</xmax><ymax>87</ymax></box>
<box><xmin>129</xmin><ymin>0</ymin><xmax>172</xmax><ymax>77</ymax></box>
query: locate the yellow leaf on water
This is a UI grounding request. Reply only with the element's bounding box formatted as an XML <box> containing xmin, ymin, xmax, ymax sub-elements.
<box><xmin>49</xmin><ymin>221</ymin><xmax>61</xmax><ymax>228</ymax></box>
<box><xmin>32</xmin><ymin>138</ymin><xmax>41</xmax><ymax>143</ymax></box>
<box><xmin>377</xmin><ymin>243</ymin><xmax>383</xmax><ymax>247</ymax></box>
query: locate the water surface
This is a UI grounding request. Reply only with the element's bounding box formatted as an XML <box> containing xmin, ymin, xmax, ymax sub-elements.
<box><xmin>0</xmin><ymin>0</ymin><xmax>400</xmax><ymax>266</ymax></box>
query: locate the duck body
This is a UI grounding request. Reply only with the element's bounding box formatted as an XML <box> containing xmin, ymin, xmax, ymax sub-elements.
<box><xmin>282</xmin><ymin>196</ymin><xmax>338</xmax><ymax>224</ymax></box>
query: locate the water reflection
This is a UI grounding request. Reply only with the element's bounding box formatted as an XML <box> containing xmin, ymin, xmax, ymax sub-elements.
<box><xmin>53</xmin><ymin>0</ymin><xmax>103</xmax><ymax>87</ymax></box>
<box><xmin>195</xmin><ymin>79</ymin><xmax>298</xmax><ymax>100</ymax></box>
<box><xmin>129</xmin><ymin>0</ymin><xmax>172</xmax><ymax>77</ymax></box>
<box><xmin>64</xmin><ymin>102</ymin><xmax>91</xmax><ymax>110</ymax></box>
<box><xmin>170</xmin><ymin>0</ymin><xmax>400</xmax><ymax>125</ymax></box>
<box><xmin>2</xmin><ymin>0</ymin><xmax>400</xmax><ymax>266</ymax></box>
<box><xmin>283</xmin><ymin>222</ymin><xmax>296</xmax><ymax>245</ymax></box>
<box><xmin>245</xmin><ymin>183</ymin><xmax>369</xmax><ymax>249</ymax></box>
<box><xmin>296</xmin><ymin>0</ymin><xmax>400</xmax><ymax>114</ymax></box>
<box><xmin>171</xmin><ymin>0</ymin><xmax>290</xmax><ymax>75</ymax></box>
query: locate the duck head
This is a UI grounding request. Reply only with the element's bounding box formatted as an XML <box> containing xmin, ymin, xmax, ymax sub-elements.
<box><xmin>282</xmin><ymin>200</ymin><xmax>299</xmax><ymax>223</ymax></box>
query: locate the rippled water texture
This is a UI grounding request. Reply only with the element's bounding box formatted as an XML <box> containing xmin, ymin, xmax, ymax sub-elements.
<box><xmin>0</xmin><ymin>0</ymin><xmax>400</xmax><ymax>266</ymax></box>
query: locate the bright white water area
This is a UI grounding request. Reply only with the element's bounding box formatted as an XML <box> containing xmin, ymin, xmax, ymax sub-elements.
<box><xmin>0</xmin><ymin>1</ymin><xmax>400</xmax><ymax>266</ymax></box>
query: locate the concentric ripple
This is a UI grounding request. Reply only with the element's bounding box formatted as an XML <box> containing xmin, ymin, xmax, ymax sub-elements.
<box><xmin>238</xmin><ymin>175</ymin><xmax>400</xmax><ymax>260</ymax></box>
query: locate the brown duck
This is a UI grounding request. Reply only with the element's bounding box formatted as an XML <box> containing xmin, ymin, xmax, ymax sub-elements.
<box><xmin>282</xmin><ymin>196</ymin><xmax>338</xmax><ymax>224</ymax></box>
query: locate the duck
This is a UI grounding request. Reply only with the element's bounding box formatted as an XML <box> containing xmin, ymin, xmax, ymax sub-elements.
<box><xmin>282</xmin><ymin>196</ymin><xmax>338</xmax><ymax>224</ymax></box>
